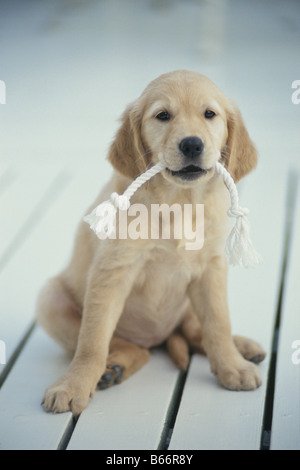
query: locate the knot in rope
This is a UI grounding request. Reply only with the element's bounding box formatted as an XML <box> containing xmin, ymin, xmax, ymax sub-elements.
<box><xmin>109</xmin><ymin>192</ymin><xmax>131</xmax><ymax>211</ymax></box>
<box><xmin>227</xmin><ymin>207</ymin><xmax>249</xmax><ymax>218</ymax></box>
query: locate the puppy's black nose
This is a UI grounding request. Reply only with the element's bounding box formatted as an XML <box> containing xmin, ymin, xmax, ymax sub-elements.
<box><xmin>179</xmin><ymin>137</ymin><xmax>204</xmax><ymax>159</ymax></box>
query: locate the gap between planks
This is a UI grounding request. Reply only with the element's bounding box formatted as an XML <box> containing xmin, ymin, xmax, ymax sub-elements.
<box><xmin>260</xmin><ymin>171</ymin><xmax>299</xmax><ymax>450</ymax></box>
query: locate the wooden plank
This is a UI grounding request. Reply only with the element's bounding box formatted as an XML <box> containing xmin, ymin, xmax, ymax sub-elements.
<box><xmin>169</xmin><ymin>165</ymin><xmax>287</xmax><ymax>449</ymax></box>
<box><xmin>0</xmin><ymin>165</ymin><xmax>66</xmax><ymax>264</ymax></box>
<box><xmin>67</xmin><ymin>349</ymin><xmax>180</xmax><ymax>450</ymax></box>
<box><xmin>0</xmin><ymin>327</ymin><xmax>73</xmax><ymax>450</ymax></box>
<box><xmin>170</xmin><ymin>355</ymin><xmax>268</xmax><ymax>450</ymax></box>
<box><xmin>270</xmin><ymin>176</ymin><xmax>300</xmax><ymax>450</ymax></box>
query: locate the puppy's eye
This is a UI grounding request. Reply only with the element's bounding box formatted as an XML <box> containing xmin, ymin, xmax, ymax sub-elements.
<box><xmin>155</xmin><ymin>111</ymin><xmax>170</xmax><ymax>121</ymax></box>
<box><xmin>204</xmin><ymin>109</ymin><xmax>216</xmax><ymax>119</ymax></box>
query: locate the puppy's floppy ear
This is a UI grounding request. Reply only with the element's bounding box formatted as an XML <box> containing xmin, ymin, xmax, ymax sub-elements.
<box><xmin>224</xmin><ymin>101</ymin><xmax>257</xmax><ymax>182</ymax></box>
<box><xmin>108</xmin><ymin>101</ymin><xmax>150</xmax><ymax>180</ymax></box>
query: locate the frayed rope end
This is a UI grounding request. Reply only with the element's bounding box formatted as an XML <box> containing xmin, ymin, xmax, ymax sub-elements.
<box><xmin>215</xmin><ymin>162</ymin><xmax>262</xmax><ymax>268</ymax></box>
<box><xmin>225</xmin><ymin>208</ymin><xmax>263</xmax><ymax>268</ymax></box>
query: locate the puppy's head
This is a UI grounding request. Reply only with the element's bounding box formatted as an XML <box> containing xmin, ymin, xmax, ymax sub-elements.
<box><xmin>108</xmin><ymin>70</ymin><xmax>257</xmax><ymax>184</ymax></box>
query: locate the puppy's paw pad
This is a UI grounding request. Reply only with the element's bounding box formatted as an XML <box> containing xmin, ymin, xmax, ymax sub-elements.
<box><xmin>97</xmin><ymin>364</ymin><xmax>124</xmax><ymax>390</ymax></box>
<box><xmin>248</xmin><ymin>353</ymin><xmax>266</xmax><ymax>364</ymax></box>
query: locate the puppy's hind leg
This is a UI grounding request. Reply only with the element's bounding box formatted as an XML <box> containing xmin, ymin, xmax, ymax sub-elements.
<box><xmin>97</xmin><ymin>336</ymin><xmax>150</xmax><ymax>390</ymax></box>
<box><xmin>233</xmin><ymin>335</ymin><xmax>266</xmax><ymax>364</ymax></box>
<box><xmin>175</xmin><ymin>309</ymin><xmax>266</xmax><ymax>365</ymax></box>
<box><xmin>36</xmin><ymin>276</ymin><xmax>81</xmax><ymax>355</ymax></box>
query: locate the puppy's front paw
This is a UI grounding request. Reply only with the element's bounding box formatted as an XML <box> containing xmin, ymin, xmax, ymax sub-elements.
<box><xmin>213</xmin><ymin>357</ymin><xmax>262</xmax><ymax>391</ymax></box>
<box><xmin>42</xmin><ymin>376</ymin><xmax>95</xmax><ymax>415</ymax></box>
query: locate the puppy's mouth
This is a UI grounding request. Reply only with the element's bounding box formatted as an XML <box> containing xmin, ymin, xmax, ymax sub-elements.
<box><xmin>166</xmin><ymin>164</ymin><xmax>210</xmax><ymax>181</ymax></box>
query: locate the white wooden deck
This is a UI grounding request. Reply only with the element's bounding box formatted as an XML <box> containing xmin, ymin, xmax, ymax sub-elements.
<box><xmin>0</xmin><ymin>0</ymin><xmax>299</xmax><ymax>451</ymax></box>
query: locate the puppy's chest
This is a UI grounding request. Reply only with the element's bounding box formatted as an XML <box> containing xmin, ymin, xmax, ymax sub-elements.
<box><xmin>116</xmin><ymin>247</ymin><xmax>203</xmax><ymax>348</ymax></box>
<box><xmin>136</xmin><ymin>245</ymin><xmax>202</xmax><ymax>294</ymax></box>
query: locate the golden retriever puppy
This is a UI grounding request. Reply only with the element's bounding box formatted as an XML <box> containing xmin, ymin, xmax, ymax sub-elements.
<box><xmin>36</xmin><ymin>70</ymin><xmax>266</xmax><ymax>415</ymax></box>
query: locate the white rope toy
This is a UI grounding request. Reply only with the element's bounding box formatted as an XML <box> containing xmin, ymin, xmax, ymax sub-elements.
<box><xmin>84</xmin><ymin>161</ymin><xmax>262</xmax><ymax>268</ymax></box>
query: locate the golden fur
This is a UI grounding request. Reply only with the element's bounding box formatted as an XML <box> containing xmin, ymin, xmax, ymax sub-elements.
<box><xmin>36</xmin><ymin>70</ymin><xmax>265</xmax><ymax>415</ymax></box>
